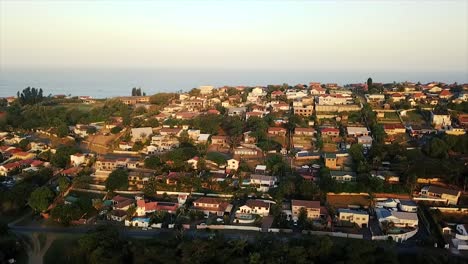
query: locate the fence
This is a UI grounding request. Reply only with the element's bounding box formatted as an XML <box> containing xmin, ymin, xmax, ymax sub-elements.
<box><xmin>302</xmin><ymin>230</ymin><xmax>364</xmax><ymax>239</ymax></box>
<box><xmin>371</xmin><ymin>228</ymin><xmax>418</xmax><ymax>242</ymax></box>
<box><xmin>196</xmin><ymin>224</ymin><xmax>262</xmax><ymax>232</ymax></box>
<box><xmin>429</xmin><ymin>207</ymin><xmax>468</xmax><ymax>213</ymax></box>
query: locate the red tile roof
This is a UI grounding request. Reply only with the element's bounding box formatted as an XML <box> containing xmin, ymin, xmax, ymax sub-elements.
<box><xmin>292</xmin><ymin>199</ymin><xmax>320</xmax><ymax>208</ymax></box>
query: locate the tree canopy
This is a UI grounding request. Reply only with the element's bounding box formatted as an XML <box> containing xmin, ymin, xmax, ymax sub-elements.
<box><xmin>105</xmin><ymin>169</ymin><xmax>129</xmax><ymax>191</ymax></box>
<box><xmin>28</xmin><ymin>186</ymin><xmax>54</xmax><ymax>212</ymax></box>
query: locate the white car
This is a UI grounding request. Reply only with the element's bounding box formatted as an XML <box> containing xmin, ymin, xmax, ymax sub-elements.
<box><xmin>142</xmin><ymin>227</ymin><xmax>148</xmax><ymax>230</ymax></box>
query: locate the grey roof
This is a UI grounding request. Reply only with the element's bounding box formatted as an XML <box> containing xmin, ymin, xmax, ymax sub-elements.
<box><xmin>250</xmin><ymin>174</ymin><xmax>277</xmax><ymax>181</ymax></box>
<box><xmin>399</xmin><ymin>200</ymin><xmax>417</xmax><ymax>207</ymax></box>
<box><xmin>425</xmin><ymin>185</ymin><xmax>460</xmax><ymax>196</ymax></box>
<box><xmin>330</xmin><ymin>171</ymin><xmax>357</xmax><ymax>177</ymax></box>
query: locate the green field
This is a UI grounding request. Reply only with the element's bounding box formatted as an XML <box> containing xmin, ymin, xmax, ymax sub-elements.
<box><xmin>383</xmin><ymin>112</ymin><xmax>399</xmax><ymax>120</ymax></box>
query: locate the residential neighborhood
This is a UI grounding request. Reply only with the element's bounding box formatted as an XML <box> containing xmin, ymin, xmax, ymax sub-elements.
<box><xmin>1</xmin><ymin>80</ymin><xmax>468</xmax><ymax>263</ymax></box>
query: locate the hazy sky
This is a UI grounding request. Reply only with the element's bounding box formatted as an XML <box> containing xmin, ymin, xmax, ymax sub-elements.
<box><xmin>1</xmin><ymin>0</ymin><xmax>467</xmax><ymax>72</ymax></box>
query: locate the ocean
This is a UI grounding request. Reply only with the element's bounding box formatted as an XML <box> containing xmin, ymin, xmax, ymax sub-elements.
<box><xmin>1</xmin><ymin>68</ymin><xmax>467</xmax><ymax>98</ymax></box>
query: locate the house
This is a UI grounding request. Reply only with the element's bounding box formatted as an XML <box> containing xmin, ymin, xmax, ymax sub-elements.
<box><xmin>439</xmin><ymin>89</ymin><xmax>452</xmax><ymax>99</ymax></box>
<box><xmin>199</xmin><ymin>85</ymin><xmax>214</xmax><ymax>95</ymax></box>
<box><xmin>234</xmin><ymin>146</ymin><xmax>260</xmax><ymax>157</ymax></box>
<box><xmin>175</xmin><ymin>111</ymin><xmax>200</xmax><ymax>120</ymax></box>
<box><xmin>125</xmin><ymin>217</ymin><xmax>150</xmax><ymax>228</ymax></box>
<box><xmin>111</xmin><ymin>195</ymin><xmax>134</xmax><ymax>211</ymax></box>
<box><xmin>383</xmin><ymin>124</ymin><xmax>406</xmax><ymax>135</ymax></box>
<box><xmin>95</xmin><ymin>156</ymin><xmax>139</xmax><ymax>171</ymax></box>
<box><xmin>70</xmin><ymin>153</ymin><xmax>86</xmax><ymax>166</ymax></box>
<box><xmin>294</xmin><ymin>106</ymin><xmax>314</xmax><ymax>117</ymax></box>
<box><xmin>321</xmin><ymin>128</ymin><xmax>340</xmax><ymax>137</ymax></box>
<box><xmin>226</xmin><ymin>159</ymin><xmax>239</xmax><ymax>171</ymax></box>
<box><xmin>272</xmin><ymin>102</ymin><xmax>290</xmax><ymax>112</ymax></box>
<box><xmin>118</xmin><ymin>96</ymin><xmax>150</xmax><ymax>105</ymax></box>
<box><xmin>151</xmin><ymin>135</ymin><xmax>179</xmax><ymax>151</ymax></box>
<box><xmin>236</xmin><ymin>200</ymin><xmax>270</xmax><ymax>216</ymax></box>
<box><xmin>431</xmin><ymin>111</ymin><xmax>451</xmax><ymax>128</ymax></box>
<box><xmin>268</xmin><ymin>127</ymin><xmax>287</xmax><ymax>136</ymax></box>
<box><xmin>187</xmin><ymin>156</ymin><xmax>199</xmax><ymax>170</ymax></box>
<box><xmin>390</xmin><ymin>93</ymin><xmax>405</xmax><ymax>102</ymax></box>
<box><xmin>366</xmin><ymin>94</ymin><xmax>385</xmax><ymax>103</ymax></box>
<box><xmin>110</xmin><ymin>210</ymin><xmax>127</xmax><ymax>222</ymax></box>
<box><xmin>192</xmin><ymin>197</ymin><xmax>232</xmax><ymax>217</ymax></box>
<box><xmin>250</xmin><ymin>174</ymin><xmax>278</xmax><ymax>192</ymax></box>
<box><xmin>271</xmin><ymin>90</ymin><xmax>284</xmax><ymax>98</ymax></box>
<box><xmin>398</xmin><ymin>200</ymin><xmax>418</xmax><ymax>213</ymax></box>
<box><xmin>211</xmin><ymin>136</ymin><xmax>228</xmax><ymax>147</ymax></box>
<box><xmin>376</xmin><ymin>198</ymin><xmax>399</xmax><ymax>209</ymax></box>
<box><xmin>246</xmin><ymin>111</ymin><xmax>263</xmax><ymax>119</ymax></box>
<box><xmin>227</xmin><ymin>107</ymin><xmax>246</xmax><ymax>117</ymax></box>
<box><xmin>357</xmin><ymin>135</ymin><xmax>373</xmax><ymax>148</ymax></box>
<box><xmin>347</xmin><ymin>127</ymin><xmax>370</xmax><ymax>137</ymax></box>
<box><xmin>294</xmin><ymin>127</ymin><xmax>316</xmax><ymax>137</ymax></box>
<box><xmin>131</xmin><ymin>127</ymin><xmax>153</xmax><ymax>142</ymax></box>
<box><xmin>375</xmin><ymin>208</ymin><xmax>418</xmax><ymax>228</ymax></box>
<box><xmin>159</xmin><ymin>127</ymin><xmax>183</xmax><ymax>137</ymax></box>
<box><xmin>286</xmin><ymin>89</ymin><xmax>308</xmax><ymax>100</ymax></box>
<box><xmin>310</xmin><ymin>87</ymin><xmax>326</xmax><ymax>95</ymax></box>
<box><xmin>0</xmin><ymin>162</ymin><xmax>23</xmax><ymax>176</ymax></box>
<box><xmin>291</xmin><ymin>200</ymin><xmax>321</xmax><ymax>220</ymax></box>
<box><xmin>338</xmin><ymin>209</ymin><xmax>369</xmax><ymax>228</ymax></box>
<box><xmin>254</xmin><ymin>165</ymin><xmax>267</xmax><ymax>175</ymax></box>
<box><xmin>324</xmin><ymin>153</ymin><xmax>339</xmax><ymax>169</ymax></box>
<box><xmin>420</xmin><ymin>185</ymin><xmax>461</xmax><ymax>205</ymax></box>
<box><xmin>317</xmin><ymin>94</ymin><xmax>348</xmax><ymax>105</ymax></box>
<box><xmin>136</xmin><ymin>199</ymin><xmax>178</xmax><ymax>216</ymax></box>
<box><xmin>119</xmin><ymin>142</ymin><xmax>133</xmax><ymax>151</ymax></box>
<box><xmin>330</xmin><ymin>171</ymin><xmax>357</xmax><ymax>182</ymax></box>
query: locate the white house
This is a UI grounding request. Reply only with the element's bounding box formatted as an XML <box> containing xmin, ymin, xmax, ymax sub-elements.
<box><xmin>250</xmin><ymin>174</ymin><xmax>278</xmax><ymax>192</ymax></box>
<box><xmin>338</xmin><ymin>209</ymin><xmax>369</xmax><ymax>228</ymax></box>
<box><xmin>375</xmin><ymin>208</ymin><xmax>418</xmax><ymax>228</ymax></box>
<box><xmin>330</xmin><ymin>171</ymin><xmax>356</xmax><ymax>182</ymax></box>
<box><xmin>398</xmin><ymin>200</ymin><xmax>418</xmax><ymax>213</ymax></box>
<box><xmin>236</xmin><ymin>199</ymin><xmax>270</xmax><ymax>216</ymax></box>
<box><xmin>226</xmin><ymin>159</ymin><xmax>239</xmax><ymax>171</ymax></box>
<box><xmin>125</xmin><ymin>217</ymin><xmax>150</xmax><ymax>228</ymax></box>
<box><xmin>431</xmin><ymin>112</ymin><xmax>451</xmax><ymax>128</ymax></box>
<box><xmin>70</xmin><ymin>153</ymin><xmax>86</xmax><ymax>167</ymax></box>
<box><xmin>199</xmin><ymin>85</ymin><xmax>214</xmax><ymax>95</ymax></box>
<box><xmin>187</xmin><ymin>156</ymin><xmax>199</xmax><ymax>170</ymax></box>
<box><xmin>131</xmin><ymin>127</ymin><xmax>153</xmax><ymax>142</ymax></box>
<box><xmin>347</xmin><ymin>127</ymin><xmax>370</xmax><ymax>137</ymax></box>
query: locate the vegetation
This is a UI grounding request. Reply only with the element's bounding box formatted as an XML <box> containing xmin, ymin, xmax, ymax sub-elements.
<box><xmin>105</xmin><ymin>169</ymin><xmax>129</xmax><ymax>191</ymax></box>
<box><xmin>28</xmin><ymin>186</ymin><xmax>54</xmax><ymax>212</ymax></box>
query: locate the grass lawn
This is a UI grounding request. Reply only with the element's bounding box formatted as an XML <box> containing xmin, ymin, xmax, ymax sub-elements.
<box><xmin>402</xmin><ymin>111</ymin><xmax>426</xmax><ymax>125</ymax></box>
<box><xmin>383</xmin><ymin>112</ymin><xmax>400</xmax><ymax>120</ymax></box>
<box><xmin>60</xmin><ymin>103</ymin><xmax>103</xmax><ymax>111</ymax></box>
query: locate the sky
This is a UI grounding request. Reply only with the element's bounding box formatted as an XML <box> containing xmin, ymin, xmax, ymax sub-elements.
<box><xmin>1</xmin><ymin>0</ymin><xmax>467</xmax><ymax>73</ymax></box>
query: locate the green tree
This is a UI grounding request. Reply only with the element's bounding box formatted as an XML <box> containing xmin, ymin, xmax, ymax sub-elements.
<box><xmin>28</xmin><ymin>186</ymin><xmax>54</xmax><ymax>212</ymax></box>
<box><xmin>105</xmin><ymin>169</ymin><xmax>129</xmax><ymax>191</ymax></box>
<box><xmin>56</xmin><ymin>123</ymin><xmax>69</xmax><ymax>138</ymax></box>
<box><xmin>144</xmin><ymin>156</ymin><xmax>162</xmax><ymax>170</ymax></box>
<box><xmin>221</xmin><ymin>116</ymin><xmax>244</xmax><ymax>149</ymax></box>
<box><xmin>110</xmin><ymin>126</ymin><xmax>122</xmax><ymax>134</ymax></box>
<box><xmin>17</xmin><ymin>87</ymin><xmax>45</xmax><ymax>106</ymax></box>
<box><xmin>58</xmin><ymin>176</ymin><xmax>70</xmax><ymax>193</ymax></box>
<box><xmin>51</xmin><ymin>145</ymin><xmax>80</xmax><ymax>168</ymax></box>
